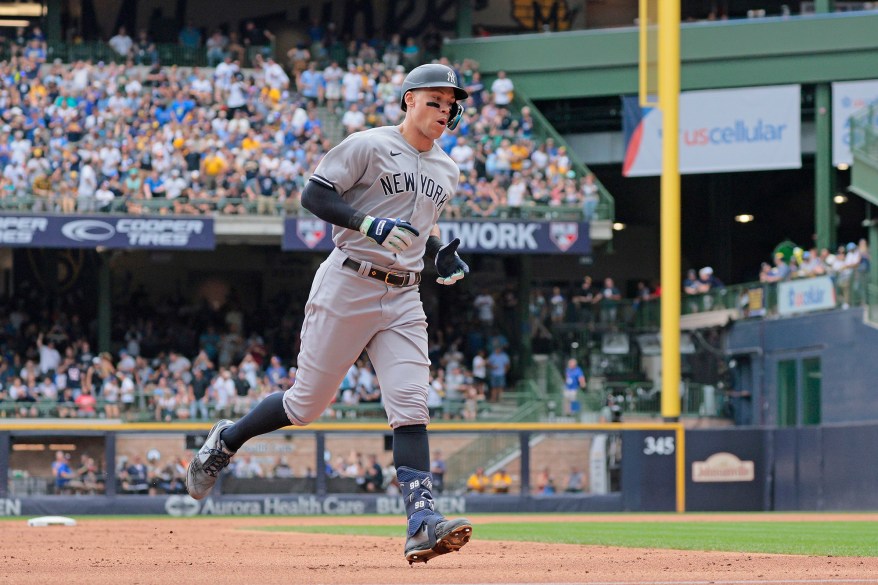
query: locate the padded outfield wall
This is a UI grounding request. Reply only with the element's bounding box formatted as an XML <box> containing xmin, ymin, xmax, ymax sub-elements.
<box><xmin>2</xmin><ymin>422</ymin><xmax>877</xmax><ymax>517</ymax></box>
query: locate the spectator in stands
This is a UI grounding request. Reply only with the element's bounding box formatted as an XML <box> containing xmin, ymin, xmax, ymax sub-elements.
<box><xmin>132</xmin><ymin>30</ymin><xmax>158</xmax><ymax>65</ymax></box>
<box><xmin>52</xmin><ymin>450</ymin><xmax>74</xmax><ymax>494</ymax></box>
<box><xmin>466</xmin><ymin>466</ymin><xmax>490</xmax><ymax>493</ymax></box>
<box><xmin>360</xmin><ymin>453</ymin><xmax>384</xmax><ymax>492</ymax></box>
<box><xmin>487</xmin><ymin>345</ymin><xmax>510</xmax><ymax>403</ymax></box>
<box><xmin>272</xmin><ymin>456</ymin><xmax>293</xmax><ymax>478</ymax></box>
<box><xmin>599</xmin><ymin>277</ymin><xmax>622</xmax><ymax>324</ymax></box>
<box><xmin>178</xmin><ymin>21</ymin><xmax>201</xmax><ymax>48</ymax></box>
<box><xmin>535</xmin><ymin>467</ymin><xmax>555</xmax><ymax>495</ymax></box>
<box><xmin>491</xmin><ymin>467</ymin><xmax>513</xmax><ymax>494</ymax></box>
<box><xmin>233</xmin><ymin>454</ymin><xmax>264</xmax><ymax>478</ymax></box>
<box><xmin>108</xmin><ymin>27</ymin><xmax>133</xmax><ymax>60</ymax></box>
<box><xmin>563</xmin><ymin>358</ymin><xmax>586</xmax><ymax>417</ymax></box>
<box><xmin>119</xmin><ymin>455</ymin><xmax>150</xmax><ymax>494</ymax></box>
<box><xmin>490</xmin><ymin>70</ymin><xmax>514</xmax><ymax>107</ymax></box>
<box><xmin>74</xmin><ymin>386</ymin><xmax>97</xmax><ymax>418</ymax></box>
<box><xmin>341</xmin><ymin>102</ymin><xmax>366</xmax><ymax>135</ymax></box>
<box><xmin>761</xmin><ymin>254</ymin><xmax>791</xmax><ymax>284</ymax></box>
<box><xmin>564</xmin><ymin>466</ymin><xmax>585</xmax><ymax>493</ymax></box>
<box><xmin>549</xmin><ymin>286</ymin><xmax>567</xmax><ymax>326</ymax></box>
<box><xmin>430</xmin><ymin>450</ymin><xmax>447</xmax><ymax>494</ymax></box>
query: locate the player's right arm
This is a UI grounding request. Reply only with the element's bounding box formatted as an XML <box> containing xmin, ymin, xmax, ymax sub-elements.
<box><xmin>301</xmin><ymin>179</ymin><xmax>419</xmax><ymax>252</ymax></box>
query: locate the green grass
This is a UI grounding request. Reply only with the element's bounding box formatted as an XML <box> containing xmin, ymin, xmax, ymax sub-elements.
<box><xmin>255</xmin><ymin>520</ymin><xmax>878</xmax><ymax>557</ymax></box>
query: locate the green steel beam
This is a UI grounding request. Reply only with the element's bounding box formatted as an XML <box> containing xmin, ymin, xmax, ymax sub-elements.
<box><xmin>815</xmin><ymin>83</ymin><xmax>836</xmax><ymax>251</ymax></box>
<box><xmin>444</xmin><ymin>12</ymin><xmax>878</xmax><ymax>99</ymax></box>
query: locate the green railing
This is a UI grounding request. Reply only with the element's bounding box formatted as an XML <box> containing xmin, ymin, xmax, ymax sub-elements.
<box><xmin>511</xmin><ymin>92</ymin><xmax>615</xmax><ymax>223</ymax></box>
<box><xmin>46</xmin><ymin>41</ymin><xmax>273</xmax><ymax>68</ymax></box>
<box><xmin>850</xmin><ymin>102</ymin><xmax>878</xmax><ymax>165</ymax></box>
<box><xmin>0</xmin><ymin>193</ymin><xmax>585</xmax><ymax>221</ymax></box>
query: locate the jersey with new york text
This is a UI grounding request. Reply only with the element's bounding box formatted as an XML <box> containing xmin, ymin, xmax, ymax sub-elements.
<box><xmin>309</xmin><ymin>126</ymin><xmax>460</xmax><ymax>272</ymax></box>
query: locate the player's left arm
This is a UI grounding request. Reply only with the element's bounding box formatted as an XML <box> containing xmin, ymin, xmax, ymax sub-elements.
<box><xmin>426</xmin><ymin>225</ymin><xmax>469</xmax><ymax>286</ymax></box>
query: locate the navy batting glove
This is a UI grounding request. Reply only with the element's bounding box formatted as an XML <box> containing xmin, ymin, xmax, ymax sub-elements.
<box><xmin>360</xmin><ymin>216</ymin><xmax>420</xmax><ymax>253</ymax></box>
<box><xmin>435</xmin><ymin>238</ymin><xmax>469</xmax><ymax>285</ymax></box>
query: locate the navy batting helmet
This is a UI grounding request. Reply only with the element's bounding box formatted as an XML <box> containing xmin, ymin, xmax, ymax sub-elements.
<box><xmin>400</xmin><ymin>64</ymin><xmax>468</xmax><ymax>130</ymax></box>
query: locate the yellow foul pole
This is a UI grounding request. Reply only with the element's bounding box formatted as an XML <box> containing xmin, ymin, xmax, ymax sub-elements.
<box><xmin>659</xmin><ymin>0</ymin><xmax>681</xmax><ymax>423</ymax></box>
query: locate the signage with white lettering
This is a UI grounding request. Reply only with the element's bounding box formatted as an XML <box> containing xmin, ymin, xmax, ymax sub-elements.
<box><xmin>777</xmin><ymin>276</ymin><xmax>837</xmax><ymax>316</ymax></box>
<box><xmin>282</xmin><ymin>219</ymin><xmax>590</xmax><ymax>254</ymax></box>
<box><xmin>0</xmin><ymin>214</ymin><xmax>215</xmax><ymax>249</ymax></box>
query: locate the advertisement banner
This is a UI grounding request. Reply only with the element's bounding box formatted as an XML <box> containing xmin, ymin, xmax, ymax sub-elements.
<box><xmin>831</xmin><ymin>79</ymin><xmax>878</xmax><ymax>166</ymax></box>
<box><xmin>777</xmin><ymin>276</ymin><xmax>836</xmax><ymax>316</ymax></box>
<box><xmin>0</xmin><ymin>214</ymin><xmax>215</xmax><ymax>250</ymax></box>
<box><xmin>622</xmin><ymin>85</ymin><xmax>801</xmax><ymax>176</ymax></box>
<box><xmin>282</xmin><ymin>218</ymin><xmax>590</xmax><ymax>254</ymax></box>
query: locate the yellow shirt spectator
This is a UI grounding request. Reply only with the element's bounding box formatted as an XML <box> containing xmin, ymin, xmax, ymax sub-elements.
<box><xmin>466</xmin><ymin>468</ymin><xmax>490</xmax><ymax>493</ymax></box>
<box><xmin>491</xmin><ymin>469</ymin><xmax>512</xmax><ymax>494</ymax></box>
<box><xmin>202</xmin><ymin>153</ymin><xmax>227</xmax><ymax>177</ymax></box>
<box><xmin>241</xmin><ymin>135</ymin><xmax>261</xmax><ymax>151</ymax></box>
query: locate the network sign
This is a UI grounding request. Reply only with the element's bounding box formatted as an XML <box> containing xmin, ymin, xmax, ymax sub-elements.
<box><xmin>0</xmin><ymin>214</ymin><xmax>215</xmax><ymax>249</ymax></box>
<box><xmin>282</xmin><ymin>218</ymin><xmax>590</xmax><ymax>254</ymax></box>
<box><xmin>777</xmin><ymin>276</ymin><xmax>836</xmax><ymax>316</ymax></box>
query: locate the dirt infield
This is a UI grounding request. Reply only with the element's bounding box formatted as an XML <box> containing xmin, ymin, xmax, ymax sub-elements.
<box><xmin>4</xmin><ymin>514</ymin><xmax>878</xmax><ymax>585</ymax></box>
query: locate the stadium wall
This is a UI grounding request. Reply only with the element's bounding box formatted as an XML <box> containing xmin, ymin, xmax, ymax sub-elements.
<box><xmin>3</xmin><ymin>423</ymin><xmax>878</xmax><ymax>516</ymax></box>
<box><xmin>726</xmin><ymin>306</ymin><xmax>878</xmax><ymax>425</ymax></box>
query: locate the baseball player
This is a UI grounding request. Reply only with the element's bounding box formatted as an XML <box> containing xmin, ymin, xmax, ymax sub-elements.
<box><xmin>187</xmin><ymin>63</ymin><xmax>472</xmax><ymax>564</ymax></box>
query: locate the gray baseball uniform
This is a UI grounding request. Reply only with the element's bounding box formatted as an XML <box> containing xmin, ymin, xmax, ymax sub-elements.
<box><xmin>282</xmin><ymin>126</ymin><xmax>460</xmax><ymax>428</ymax></box>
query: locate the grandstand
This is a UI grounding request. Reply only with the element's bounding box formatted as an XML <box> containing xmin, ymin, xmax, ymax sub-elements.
<box><xmin>1</xmin><ymin>1</ymin><xmax>878</xmax><ymax>514</ymax></box>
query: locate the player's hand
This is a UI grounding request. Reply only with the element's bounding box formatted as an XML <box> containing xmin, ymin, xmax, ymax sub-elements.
<box><xmin>435</xmin><ymin>238</ymin><xmax>469</xmax><ymax>285</ymax></box>
<box><xmin>359</xmin><ymin>216</ymin><xmax>420</xmax><ymax>253</ymax></box>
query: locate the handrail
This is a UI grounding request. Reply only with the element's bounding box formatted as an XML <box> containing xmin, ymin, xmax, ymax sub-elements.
<box><xmin>850</xmin><ymin>102</ymin><xmax>878</xmax><ymax>165</ymax></box>
<box><xmin>511</xmin><ymin>91</ymin><xmax>615</xmax><ymax>223</ymax></box>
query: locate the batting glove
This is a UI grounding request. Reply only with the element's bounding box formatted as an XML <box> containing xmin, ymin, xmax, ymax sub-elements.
<box><xmin>360</xmin><ymin>215</ymin><xmax>420</xmax><ymax>253</ymax></box>
<box><xmin>435</xmin><ymin>238</ymin><xmax>469</xmax><ymax>285</ymax></box>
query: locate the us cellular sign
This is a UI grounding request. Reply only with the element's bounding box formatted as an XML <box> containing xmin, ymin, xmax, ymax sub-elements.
<box><xmin>0</xmin><ymin>214</ymin><xmax>215</xmax><ymax>250</ymax></box>
<box><xmin>283</xmin><ymin>218</ymin><xmax>589</xmax><ymax>254</ymax></box>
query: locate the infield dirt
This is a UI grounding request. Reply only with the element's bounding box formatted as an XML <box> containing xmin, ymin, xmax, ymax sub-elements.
<box><xmin>3</xmin><ymin>513</ymin><xmax>878</xmax><ymax>585</ymax></box>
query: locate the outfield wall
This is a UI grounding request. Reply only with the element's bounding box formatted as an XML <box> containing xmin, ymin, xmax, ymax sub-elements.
<box><xmin>2</xmin><ymin>422</ymin><xmax>877</xmax><ymax>515</ymax></box>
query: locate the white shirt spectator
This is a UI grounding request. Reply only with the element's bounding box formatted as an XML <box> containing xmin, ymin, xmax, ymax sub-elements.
<box><xmin>342</xmin><ymin>70</ymin><xmax>362</xmax><ymax>104</ymax></box>
<box><xmin>450</xmin><ymin>139</ymin><xmax>475</xmax><ymax>172</ymax></box>
<box><xmin>215</xmin><ymin>61</ymin><xmax>238</xmax><ymax>90</ymax></box>
<box><xmin>474</xmin><ymin>293</ymin><xmax>495</xmax><ymax>325</ymax></box>
<box><xmin>491</xmin><ymin>73</ymin><xmax>514</xmax><ymax>106</ymax></box>
<box><xmin>506</xmin><ymin>174</ymin><xmax>527</xmax><ymax>208</ymax></box>
<box><xmin>95</xmin><ymin>184</ymin><xmax>115</xmax><ymax>208</ymax></box>
<box><xmin>38</xmin><ymin>343</ymin><xmax>61</xmax><ymax>374</ymax></box>
<box><xmin>163</xmin><ymin>172</ymin><xmax>188</xmax><ymax>199</ymax></box>
<box><xmin>108</xmin><ymin>31</ymin><xmax>134</xmax><ymax>57</ymax></box>
<box><xmin>227</xmin><ymin>80</ymin><xmax>247</xmax><ymax>109</ymax></box>
<box><xmin>341</xmin><ymin>107</ymin><xmax>366</xmax><ymax>134</ymax></box>
<box><xmin>262</xmin><ymin>60</ymin><xmax>289</xmax><ymax>90</ymax></box>
<box><xmin>78</xmin><ymin>163</ymin><xmax>97</xmax><ymax>197</ymax></box>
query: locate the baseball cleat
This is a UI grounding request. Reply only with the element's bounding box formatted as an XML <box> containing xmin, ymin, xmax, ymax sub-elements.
<box><xmin>405</xmin><ymin>517</ymin><xmax>472</xmax><ymax>565</ymax></box>
<box><xmin>186</xmin><ymin>419</ymin><xmax>236</xmax><ymax>500</ymax></box>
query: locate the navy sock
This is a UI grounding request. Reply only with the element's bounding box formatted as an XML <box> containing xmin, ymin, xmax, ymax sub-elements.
<box><xmin>219</xmin><ymin>391</ymin><xmax>290</xmax><ymax>452</ymax></box>
<box><xmin>392</xmin><ymin>424</ymin><xmax>430</xmax><ymax>471</ymax></box>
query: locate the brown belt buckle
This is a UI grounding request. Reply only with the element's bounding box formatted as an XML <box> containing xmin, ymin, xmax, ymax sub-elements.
<box><xmin>384</xmin><ymin>270</ymin><xmax>407</xmax><ymax>286</ymax></box>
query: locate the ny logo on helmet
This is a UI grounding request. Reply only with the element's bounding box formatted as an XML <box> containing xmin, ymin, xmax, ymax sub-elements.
<box><xmin>447</xmin><ymin>70</ymin><xmax>456</xmax><ymax>84</ymax></box>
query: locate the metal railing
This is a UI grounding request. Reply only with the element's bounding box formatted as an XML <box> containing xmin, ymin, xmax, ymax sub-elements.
<box><xmin>850</xmin><ymin>101</ymin><xmax>878</xmax><ymax>165</ymax></box>
<box><xmin>46</xmin><ymin>41</ymin><xmax>273</xmax><ymax>68</ymax></box>
<box><xmin>511</xmin><ymin>92</ymin><xmax>615</xmax><ymax>223</ymax></box>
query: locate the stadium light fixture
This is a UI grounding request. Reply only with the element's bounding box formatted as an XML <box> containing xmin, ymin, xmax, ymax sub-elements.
<box><xmin>0</xmin><ymin>3</ymin><xmax>44</xmax><ymax>17</ymax></box>
<box><xmin>734</xmin><ymin>214</ymin><xmax>755</xmax><ymax>223</ymax></box>
<box><xmin>0</xmin><ymin>19</ymin><xmax>32</xmax><ymax>27</ymax></box>
<box><xmin>833</xmin><ymin>194</ymin><xmax>848</xmax><ymax>204</ymax></box>
<box><xmin>612</xmin><ymin>222</ymin><xmax>626</xmax><ymax>231</ymax></box>
<box><xmin>836</xmin><ymin>163</ymin><xmax>850</xmax><ymax>171</ymax></box>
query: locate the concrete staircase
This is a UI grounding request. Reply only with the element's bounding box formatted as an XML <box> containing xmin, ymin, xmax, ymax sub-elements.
<box><xmin>316</xmin><ymin>105</ymin><xmax>346</xmax><ymax>145</ymax></box>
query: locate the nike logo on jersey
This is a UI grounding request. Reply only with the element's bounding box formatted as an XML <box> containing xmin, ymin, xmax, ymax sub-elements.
<box><xmin>390</xmin><ymin>151</ymin><xmax>401</xmax><ymax>156</ymax></box>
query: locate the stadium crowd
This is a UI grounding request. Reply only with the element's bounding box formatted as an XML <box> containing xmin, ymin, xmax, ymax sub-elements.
<box><xmin>0</xmin><ymin>24</ymin><xmax>600</xmax><ymax>220</ymax></box>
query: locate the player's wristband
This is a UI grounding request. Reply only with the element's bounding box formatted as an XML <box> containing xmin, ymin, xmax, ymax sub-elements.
<box><xmin>425</xmin><ymin>235</ymin><xmax>443</xmax><ymax>260</ymax></box>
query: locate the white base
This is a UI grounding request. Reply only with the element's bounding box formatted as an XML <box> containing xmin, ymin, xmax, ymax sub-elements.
<box><xmin>27</xmin><ymin>516</ymin><xmax>77</xmax><ymax>527</ymax></box>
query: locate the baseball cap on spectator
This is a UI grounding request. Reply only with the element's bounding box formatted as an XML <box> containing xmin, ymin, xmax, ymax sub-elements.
<box><xmin>846</xmin><ymin>242</ymin><xmax>856</xmax><ymax>251</ymax></box>
<box><xmin>699</xmin><ymin>267</ymin><xmax>713</xmax><ymax>276</ymax></box>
